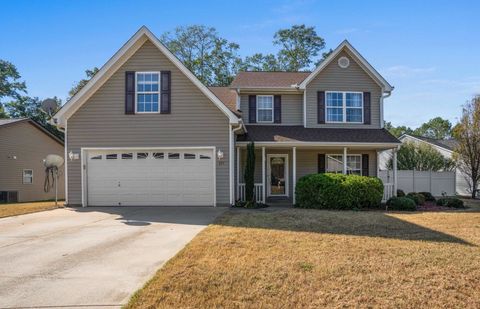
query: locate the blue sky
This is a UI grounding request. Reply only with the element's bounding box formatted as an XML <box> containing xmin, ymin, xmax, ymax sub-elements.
<box><xmin>1</xmin><ymin>0</ymin><xmax>479</xmax><ymax>128</ymax></box>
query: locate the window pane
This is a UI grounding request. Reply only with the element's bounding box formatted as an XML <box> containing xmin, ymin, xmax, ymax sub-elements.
<box><xmin>152</xmin><ymin>103</ymin><xmax>159</xmax><ymax>112</ymax></box>
<box><xmin>327</xmin><ymin>155</ymin><xmax>343</xmax><ymax>173</ymax></box>
<box><xmin>200</xmin><ymin>154</ymin><xmax>211</xmax><ymax>159</ymax></box>
<box><xmin>346</xmin><ymin>93</ymin><xmax>362</xmax><ymax>107</ymax></box>
<box><xmin>184</xmin><ymin>153</ymin><xmax>196</xmax><ymax>159</ymax></box>
<box><xmin>168</xmin><ymin>153</ymin><xmax>180</xmax><ymax>159</ymax></box>
<box><xmin>257</xmin><ymin>96</ymin><xmax>273</xmax><ymax>108</ymax></box>
<box><xmin>152</xmin><ymin>94</ymin><xmax>159</xmax><ymax>103</ymax></box>
<box><xmin>258</xmin><ymin>110</ymin><xmax>273</xmax><ymax>122</ymax></box>
<box><xmin>153</xmin><ymin>152</ymin><xmax>164</xmax><ymax>159</ymax></box>
<box><xmin>137</xmin><ymin>103</ymin><xmax>145</xmax><ymax>112</ymax></box>
<box><xmin>106</xmin><ymin>154</ymin><xmax>117</xmax><ymax>160</ymax></box>
<box><xmin>346</xmin><ymin>108</ymin><xmax>362</xmax><ymax>122</ymax></box>
<box><xmin>151</xmin><ymin>84</ymin><xmax>158</xmax><ymax>92</ymax></box>
<box><xmin>121</xmin><ymin>153</ymin><xmax>133</xmax><ymax>159</ymax></box>
<box><xmin>137</xmin><ymin>152</ymin><xmax>148</xmax><ymax>159</ymax></box>
<box><xmin>137</xmin><ymin>74</ymin><xmax>144</xmax><ymax>82</ymax></box>
<box><xmin>327</xmin><ymin>107</ymin><xmax>343</xmax><ymax>122</ymax></box>
<box><xmin>137</xmin><ymin>84</ymin><xmax>144</xmax><ymax>92</ymax></box>
<box><xmin>326</xmin><ymin>92</ymin><xmax>343</xmax><ymax>107</ymax></box>
<box><xmin>152</xmin><ymin>73</ymin><xmax>159</xmax><ymax>81</ymax></box>
<box><xmin>90</xmin><ymin>155</ymin><xmax>102</xmax><ymax>160</ymax></box>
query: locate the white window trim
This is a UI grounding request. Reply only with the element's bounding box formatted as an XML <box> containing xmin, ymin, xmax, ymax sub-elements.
<box><xmin>256</xmin><ymin>95</ymin><xmax>274</xmax><ymax>123</ymax></box>
<box><xmin>135</xmin><ymin>71</ymin><xmax>161</xmax><ymax>114</ymax></box>
<box><xmin>326</xmin><ymin>154</ymin><xmax>362</xmax><ymax>175</ymax></box>
<box><xmin>325</xmin><ymin>91</ymin><xmax>363</xmax><ymax>124</ymax></box>
<box><xmin>23</xmin><ymin>169</ymin><xmax>33</xmax><ymax>184</ymax></box>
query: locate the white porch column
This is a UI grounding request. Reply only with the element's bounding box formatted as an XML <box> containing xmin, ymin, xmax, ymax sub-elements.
<box><xmin>292</xmin><ymin>147</ymin><xmax>297</xmax><ymax>205</ymax></box>
<box><xmin>393</xmin><ymin>148</ymin><xmax>398</xmax><ymax>196</ymax></box>
<box><xmin>236</xmin><ymin>146</ymin><xmax>240</xmax><ymax>200</ymax></box>
<box><xmin>376</xmin><ymin>150</ymin><xmax>380</xmax><ymax>177</ymax></box>
<box><xmin>343</xmin><ymin>147</ymin><xmax>348</xmax><ymax>174</ymax></box>
<box><xmin>262</xmin><ymin>147</ymin><xmax>266</xmax><ymax>203</ymax></box>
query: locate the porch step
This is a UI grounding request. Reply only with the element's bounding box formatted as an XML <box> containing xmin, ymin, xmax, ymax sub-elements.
<box><xmin>266</xmin><ymin>197</ymin><xmax>293</xmax><ymax>207</ymax></box>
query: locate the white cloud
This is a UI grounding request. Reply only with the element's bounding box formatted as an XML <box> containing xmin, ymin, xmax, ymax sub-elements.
<box><xmin>384</xmin><ymin>65</ymin><xmax>436</xmax><ymax>78</ymax></box>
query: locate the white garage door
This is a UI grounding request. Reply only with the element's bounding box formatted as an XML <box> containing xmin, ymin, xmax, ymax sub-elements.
<box><xmin>85</xmin><ymin>148</ymin><xmax>215</xmax><ymax>206</ymax></box>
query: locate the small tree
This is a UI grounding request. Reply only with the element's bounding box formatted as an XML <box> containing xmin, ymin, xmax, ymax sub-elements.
<box><xmin>244</xmin><ymin>142</ymin><xmax>256</xmax><ymax>204</ymax></box>
<box><xmin>453</xmin><ymin>96</ymin><xmax>480</xmax><ymax>198</ymax></box>
<box><xmin>388</xmin><ymin>142</ymin><xmax>455</xmax><ymax>171</ymax></box>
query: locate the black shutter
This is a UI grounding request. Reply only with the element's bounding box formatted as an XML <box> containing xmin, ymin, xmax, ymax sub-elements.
<box><xmin>362</xmin><ymin>154</ymin><xmax>369</xmax><ymax>176</ymax></box>
<box><xmin>363</xmin><ymin>92</ymin><xmax>371</xmax><ymax>124</ymax></box>
<box><xmin>248</xmin><ymin>95</ymin><xmax>256</xmax><ymax>123</ymax></box>
<box><xmin>317</xmin><ymin>91</ymin><xmax>325</xmax><ymax>124</ymax></box>
<box><xmin>160</xmin><ymin>71</ymin><xmax>171</xmax><ymax>114</ymax></box>
<box><xmin>125</xmin><ymin>71</ymin><xmax>135</xmax><ymax>114</ymax></box>
<box><xmin>274</xmin><ymin>95</ymin><xmax>281</xmax><ymax>123</ymax></box>
<box><xmin>318</xmin><ymin>154</ymin><xmax>326</xmax><ymax>173</ymax></box>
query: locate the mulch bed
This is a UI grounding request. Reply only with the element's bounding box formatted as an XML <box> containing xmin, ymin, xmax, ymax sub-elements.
<box><xmin>417</xmin><ymin>201</ymin><xmax>458</xmax><ymax>211</ymax></box>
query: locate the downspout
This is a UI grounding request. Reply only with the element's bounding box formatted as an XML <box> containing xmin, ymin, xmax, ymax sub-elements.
<box><xmin>230</xmin><ymin>121</ymin><xmax>245</xmax><ymax>205</ymax></box>
<box><xmin>380</xmin><ymin>89</ymin><xmax>392</xmax><ymax>129</ymax></box>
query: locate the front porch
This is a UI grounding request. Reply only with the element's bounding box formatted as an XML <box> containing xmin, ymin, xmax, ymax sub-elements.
<box><xmin>236</xmin><ymin>144</ymin><xmax>398</xmax><ymax>205</ymax></box>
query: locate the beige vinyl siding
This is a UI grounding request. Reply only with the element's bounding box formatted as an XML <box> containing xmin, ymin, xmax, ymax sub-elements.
<box><xmin>305</xmin><ymin>50</ymin><xmax>383</xmax><ymax>128</ymax></box>
<box><xmin>240</xmin><ymin>94</ymin><xmax>303</xmax><ymax>125</ymax></box>
<box><xmin>0</xmin><ymin>122</ymin><xmax>65</xmax><ymax>202</ymax></box>
<box><xmin>67</xmin><ymin>40</ymin><xmax>231</xmax><ymax>205</ymax></box>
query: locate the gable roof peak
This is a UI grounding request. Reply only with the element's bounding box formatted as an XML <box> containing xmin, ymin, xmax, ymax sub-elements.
<box><xmin>52</xmin><ymin>26</ymin><xmax>239</xmax><ymax>127</ymax></box>
<box><xmin>299</xmin><ymin>40</ymin><xmax>393</xmax><ymax>92</ymax></box>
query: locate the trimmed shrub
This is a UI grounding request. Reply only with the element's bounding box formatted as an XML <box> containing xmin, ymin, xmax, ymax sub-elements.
<box><xmin>386</xmin><ymin>196</ymin><xmax>417</xmax><ymax>211</ymax></box>
<box><xmin>406</xmin><ymin>192</ymin><xmax>426</xmax><ymax>206</ymax></box>
<box><xmin>436</xmin><ymin>197</ymin><xmax>464</xmax><ymax>208</ymax></box>
<box><xmin>397</xmin><ymin>189</ymin><xmax>406</xmax><ymax>197</ymax></box>
<box><xmin>295</xmin><ymin>173</ymin><xmax>383</xmax><ymax>210</ymax></box>
<box><xmin>418</xmin><ymin>191</ymin><xmax>436</xmax><ymax>202</ymax></box>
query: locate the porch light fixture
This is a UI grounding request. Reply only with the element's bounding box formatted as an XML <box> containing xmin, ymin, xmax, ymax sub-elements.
<box><xmin>68</xmin><ymin>151</ymin><xmax>79</xmax><ymax>161</ymax></box>
<box><xmin>217</xmin><ymin>149</ymin><xmax>224</xmax><ymax>160</ymax></box>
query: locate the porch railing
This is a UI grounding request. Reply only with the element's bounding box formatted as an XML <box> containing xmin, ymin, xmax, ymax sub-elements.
<box><xmin>383</xmin><ymin>183</ymin><xmax>394</xmax><ymax>202</ymax></box>
<box><xmin>238</xmin><ymin>183</ymin><xmax>263</xmax><ymax>203</ymax></box>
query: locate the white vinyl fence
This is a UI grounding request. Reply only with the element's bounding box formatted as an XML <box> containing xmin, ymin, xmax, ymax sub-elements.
<box><xmin>379</xmin><ymin>170</ymin><xmax>456</xmax><ymax>197</ymax></box>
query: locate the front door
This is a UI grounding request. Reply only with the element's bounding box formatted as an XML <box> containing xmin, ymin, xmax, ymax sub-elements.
<box><xmin>267</xmin><ymin>154</ymin><xmax>288</xmax><ymax>197</ymax></box>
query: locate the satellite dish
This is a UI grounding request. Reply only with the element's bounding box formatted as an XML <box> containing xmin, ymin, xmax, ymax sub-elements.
<box><xmin>41</xmin><ymin>99</ymin><xmax>58</xmax><ymax>116</ymax></box>
<box><xmin>43</xmin><ymin>154</ymin><xmax>64</xmax><ymax>168</ymax></box>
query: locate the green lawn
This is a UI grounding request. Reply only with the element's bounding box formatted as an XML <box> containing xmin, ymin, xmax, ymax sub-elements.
<box><xmin>126</xmin><ymin>199</ymin><xmax>480</xmax><ymax>308</ymax></box>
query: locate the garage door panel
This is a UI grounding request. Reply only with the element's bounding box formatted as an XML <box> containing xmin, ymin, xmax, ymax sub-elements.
<box><xmin>87</xmin><ymin>149</ymin><xmax>214</xmax><ymax>206</ymax></box>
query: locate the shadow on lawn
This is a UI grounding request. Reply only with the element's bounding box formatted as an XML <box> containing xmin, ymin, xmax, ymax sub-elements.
<box><xmin>216</xmin><ymin>208</ymin><xmax>474</xmax><ymax>246</ymax></box>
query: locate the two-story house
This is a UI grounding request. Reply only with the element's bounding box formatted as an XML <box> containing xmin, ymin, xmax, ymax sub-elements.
<box><xmin>52</xmin><ymin>26</ymin><xmax>400</xmax><ymax>207</ymax></box>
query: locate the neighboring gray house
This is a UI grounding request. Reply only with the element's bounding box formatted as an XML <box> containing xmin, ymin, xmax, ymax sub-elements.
<box><xmin>52</xmin><ymin>26</ymin><xmax>400</xmax><ymax>207</ymax></box>
<box><xmin>0</xmin><ymin>118</ymin><xmax>65</xmax><ymax>202</ymax></box>
<box><xmin>380</xmin><ymin>134</ymin><xmax>471</xmax><ymax>196</ymax></box>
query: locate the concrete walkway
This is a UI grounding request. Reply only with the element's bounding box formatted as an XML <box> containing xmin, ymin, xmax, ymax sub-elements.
<box><xmin>0</xmin><ymin>206</ymin><xmax>226</xmax><ymax>308</ymax></box>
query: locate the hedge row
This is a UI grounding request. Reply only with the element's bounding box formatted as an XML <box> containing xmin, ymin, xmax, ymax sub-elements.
<box><xmin>295</xmin><ymin>173</ymin><xmax>383</xmax><ymax>210</ymax></box>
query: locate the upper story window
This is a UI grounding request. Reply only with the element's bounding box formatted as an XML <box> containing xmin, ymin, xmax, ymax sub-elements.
<box><xmin>257</xmin><ymin>95</ymin><xmax>274</xmax><ymax>123</ymax></box>
<box><xmin>326</xmin><ymin>92</ymin><xmax>363</xmax><ymax>123</ymax></box>
<box><xmin>136</xmin><ymin>72</ymin><xmax>160</xmax><ymax>113</ymax></box>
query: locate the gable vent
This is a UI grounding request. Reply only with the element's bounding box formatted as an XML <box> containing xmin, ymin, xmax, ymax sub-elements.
<box><xmin>338</xmin><ymin>56</ymin><xmax>350</xmax><ymax>68</ymax></box>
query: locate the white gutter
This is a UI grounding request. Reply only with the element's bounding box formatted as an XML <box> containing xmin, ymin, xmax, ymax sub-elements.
<box><xmin>380</xmin><ymin>89</ymin><xmax>393</xmax><ymax>129</ymax></box>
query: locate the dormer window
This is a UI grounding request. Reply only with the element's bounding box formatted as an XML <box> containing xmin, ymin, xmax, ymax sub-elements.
<box><xmin>136</xmin><ymin>72</ymin><xmax>160</xmax><ymax>113</ymax></box>
<box><xmin>256</xmin><ymin>95</ymin><xmax>274</xmax><ymax>123</ymax></box>
<box><xmin>326</xmin><ymin>92</ymin><xmax>363</xmax><ymax>123</ymax></box>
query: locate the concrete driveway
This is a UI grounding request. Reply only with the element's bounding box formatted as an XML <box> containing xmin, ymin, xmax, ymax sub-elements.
<box><xmin>0</xmin><ymin>206</ymin><xmax>226</xmax><ymax>308</ymax></box>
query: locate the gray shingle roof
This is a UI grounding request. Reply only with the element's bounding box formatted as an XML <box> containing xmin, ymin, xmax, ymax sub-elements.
<box><xmin>238</xmin><ymin>126</ymin><xmax>401</xmax><ymax>144</ymax></box>
<box><xmin>406</xmin><ymin>135</ymin><xmax>458</xmax><ymax>151</ymax></box>
<box><xmin>230</xmin><ymin>72</ymin><xmax>311</xmax><ymax>88</ymax></box>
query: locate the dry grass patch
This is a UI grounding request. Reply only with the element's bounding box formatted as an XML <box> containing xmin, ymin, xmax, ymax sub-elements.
<box><xmin>0</xmin><ymin>201</ymin><xmax>63</xmax><ymax>218</ymax></box>
<box><xmin>126</xmin><ymin>206</ymin><xmax>480</xmax><ymax>309</ymax></box>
